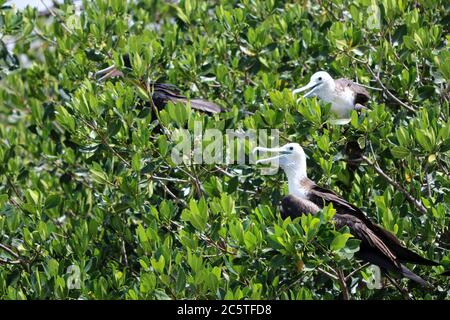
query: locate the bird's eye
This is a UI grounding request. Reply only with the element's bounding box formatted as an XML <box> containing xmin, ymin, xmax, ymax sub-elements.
<box><xmin>318</xmin><ymin>77</ymin><xmax>322</xmax><ymax>81</ymax></box>
<box><xmin>289</xmin><ymin>147</ymin><xmax>294</xmax><ymax>151</ymax></box>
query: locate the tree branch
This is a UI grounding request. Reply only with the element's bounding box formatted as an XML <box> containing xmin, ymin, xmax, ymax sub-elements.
<box><xmin>385</xmin><ymin>273</ymin><xmax>412</xmax><ymax>300</ymax></box>
<box><xmin>200</xmin><ymin>233</ymin><xmax>236</xmax><ymax>256</ymax></box>
<box><xmin>0</xmin><ymin>243</ymin><xmax>19</xmax><ymax>258</ymax></box>
<box><xmin>0</xmin><ymin>258</ymin><xmax>22</xmax><ymax>265</ymax></box>
<box><xmin>5</xmin><ymin>175</ymin><xmax>23</xmax><ymax>202</ymax></box>
<box><xmin>0</xmin><ymin>243</ymin><xmax>28</xmax><ymax>266</ymax></box>
<box><xmin>79</xmin><ymin>118</ymin><xmax>131</xmax><ymax>167</ymax></box>
<box><xmin>158</xmin><ymin>180</ymin><xmax>187</xmax><ymax>208</ymax></box>
<box><xmin>362</xmin><ymin>155</ymin><xmax>428</xmax><ymax>215</ymax></box>
<box><xmin>345</xmin><ymin>262</ymin><xmax>370</xmax><ymax>282</ymax></box>
<box><xmin>39</xmin><ymin>0</ymin><xmax>74</xmax><ymax>36</ymax></box>
<box><xmin>121</xmin><ymin>238</ymin><xmax>128</xmax><ymax>267</ymax></box>
<box><xmin>336</xmin><ymin>268</ymin><xmax>350</xmax><ymax>300</ymax></box>
<box><xmin>317</xmin><ymin>267</ymin><xmax>338</xmax><ymax>280</ymax></box>
<box><xmin>344</xmin><ymin>53</ymin><xmax>418</xmax><ymax>113</ymax></box>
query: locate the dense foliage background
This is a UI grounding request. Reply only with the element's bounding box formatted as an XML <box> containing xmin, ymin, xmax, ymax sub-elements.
<box><xmin>0</xmin><ymin>0</ymin><xmax>449</xmax><ymax>300</ymax></box>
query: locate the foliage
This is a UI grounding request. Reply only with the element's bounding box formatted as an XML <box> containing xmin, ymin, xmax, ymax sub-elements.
<box><xmin>0</xmin><ymin>0</ymin><xmax>449</xmax><ymax>300</ymax></box>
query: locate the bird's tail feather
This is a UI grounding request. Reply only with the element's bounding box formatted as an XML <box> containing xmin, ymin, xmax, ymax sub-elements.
<box><xmin>94</xmin><ymin>65</ymin><xmax>223</xmax><ymax>113</ymax></box>
<box><xmin>173</xmin><ymin>97</ymin><xmax>223</xmax><ymax>114</ymax></box>
<box><xmin>400</xmin><ymin>264</ymin><xmax>432</xmax><ymax>288</ymax></box>
<box><xmin>357</xmin><ymin>251</ymin><xmax>432</xmax><ymax>287</ymax></box>
<box><xmin>370</xmin><ymin>224</ymin><xmax>439</xmax><ymax>266</ymax></box>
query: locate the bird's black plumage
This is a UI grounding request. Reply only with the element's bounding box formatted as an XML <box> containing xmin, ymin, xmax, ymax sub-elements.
<box><xmin>147</xmin><ymin>82</ymin><xmax>223</xmax><ymax>113</ymax></box>
<box><xmin>95</xmin><ymin>54</ymin><xmax>224</xmax><ymax>114</ymax></box>
<box><xmin>280</xmin><ymin>178</ymin><xmax>438</xmax><ymax>287</ymax></box>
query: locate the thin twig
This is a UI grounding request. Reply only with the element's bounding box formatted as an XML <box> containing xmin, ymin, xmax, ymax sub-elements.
<box><xmin>366</xmin><ymin>65</ymin><xmax>417</xmax><ymax>112</ymax></box>
<box><xmin>362</xmin><ymin>155</ymin><xmax>428</xmax><ymax>215</ymax></box>
<box><xmin>385</xmin><ymin>274</ymin><xmax>412</xmax><ymax>300</ymax></box>
<box><xmin>159</xmin><ymin>180</ymin><xmax>187</xmax><ymax>208</ymax></box>
<box><xmin>0</xmin><ymin>258</ymin><xmax>22</xmax><ymax>265</ymax></box>
<box><xmin>214</xmin><ymin>165</ymin><xmax>234</xmax><ymax>178</ymax></box>
<box><xmin>336</xmin><ymin>268</ymin><xmax>350</xmax><ymax>300</ymax></box>
<box><xmin>437</xmin><ymin>159</ymin><xmax>449</xmax><ymax>176</ymax></box>
<box><xmin>5</xmin><ymin>175</ymin><xmax>23</xmax><ymax>202</ymax></box>
<box><xmin>81</xmin><ymin>118</ymin><xmax>131</xmax><ymax>167</ymax></box>
<box><xmin>201</xmin><ymin>234</ymin><xmax>236</xmax><ymax>256</ymax></box>
<box><xmin>345</xmin><ymin>262</ymin><xmax>370</xmax><ymax>281</ymax></box>
<box><xmin>145</xmin><ymin>80</ymin><xmax>172</xmax><ymax>137</ymax></box>
<box><xmin>423</xmin><ymin>163</ymin><xmax>432</xmax><ymax>198</ymax></box>
<box><xmin>144</xmin><ymin>175</ymin><xmax>188</xmax><ymax>183</ymax></box>
<box><xmin>353</xmin><ymin>82</ymin><xmax>383</xmax><ymax>91</ymax></box>
<box><xmin>33</xmin><ymin>28</ymin><xmax>57</xmax><ymax>45</ymax></box>
<box><xmin>317</xmin><ymin>267</ymin><xmax>338</xmax><ymax>280</ymax></box>
<box><xmin>0</xmin><ymin>243</ymin><xmax>28</xmax><ymax>266</ymax></box>
<box><xmin>277</xmin><ymin>274</ymin><xmax>305</xmax><ymax>296</ymax></box>
<box><xmin>179</xmin><ymin>166</ymin><xmax>203</xmax><ymax>197</ymax></box>
<box><xmin>0</xmin><ymin>243</ymin><xmax>19</xmax><ymax>258</ymax></box>
<box><xmin>39</xmin><ymin>0</ymin><xmax>73</xmax><ymax>35</ymax></box>
<box><xmin>318</xmin><ymin>0</ymin><xmax>341</xmax><ymax>22</ymax></box>
<box><xmin>344</xmin><ymin>53</ymin><xmax>417</xmax><ymax>112</ymax></box>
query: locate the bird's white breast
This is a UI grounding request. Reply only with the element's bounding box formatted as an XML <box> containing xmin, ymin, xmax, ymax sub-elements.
<box><xmin>330</xmin><ymin>87</ymin><xmax>355</xmax><ymax>118</ymax></box>
<box><xmin>288</xmin><ymin>178</ymin><xmax>309</xmax><ymax>200</ymax></box>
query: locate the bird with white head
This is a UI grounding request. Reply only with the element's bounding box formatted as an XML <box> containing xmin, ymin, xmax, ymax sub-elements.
<box><xmin>254</xmin><ymin>143</ymin><xmax>308</xmax><ymax>199</ymax></box>
<box><xmin>293</xmin><ymin>71</ymin><xmax>370</xmax><ymax>124</ymax></box>
<box><xmin>253</xmin><ymin>142</ymin><xmax>439</xmax><ymax>287</ymax></box>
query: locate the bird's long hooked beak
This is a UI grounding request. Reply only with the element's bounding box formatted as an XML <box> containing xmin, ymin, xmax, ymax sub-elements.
<box><xmin>253</xmin><ymin>146</ymin><xmax>290</xmax><ymax>164</ymax></box>
<box><xmin>292</xmin><ymin>81</ymin><xmax>319</xmax><ymax>98</ymax></box>
<box><xmin>94</xmin><ymin>64</ymin><xmax>123</xmax><ymax>81</ymax></box>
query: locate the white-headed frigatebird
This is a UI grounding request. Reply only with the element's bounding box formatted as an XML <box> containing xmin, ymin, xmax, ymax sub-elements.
<box><xmin>254</xmin><ymin>142</ymin><xmax>441</xmax><ymax>288</ymax></box>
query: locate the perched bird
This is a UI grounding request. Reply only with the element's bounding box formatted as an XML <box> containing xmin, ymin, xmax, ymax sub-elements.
<box><xmin>293</xmin><ymin>71</ymin><xmax>370</xmax><ymax>125</ymax></box>
<box><xmin>253</xmin><ymin>142</ymin><xmax>438</xmax><ymax>287</ymax></box>
<box><xmin>95</xmin><ymin>54</ymin><xmax>223</xmax><ymax>114</ymax></box>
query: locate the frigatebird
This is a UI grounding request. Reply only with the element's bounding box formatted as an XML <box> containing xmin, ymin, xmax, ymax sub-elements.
<box><xmin>253</xmin><ymin>142</ymin><xmax>438</xmax><ymax>287</ymax></box>
<box><xmin>293</xmin><ymin>71</ymin><xmax>370</xmax><ymax>125</ymax></box>
<box><xmin>95</xmin><ymin>54</ymin><xmax>223</xmax><ymax>114</ymax></box>
<box><xmin>294</xmin><ymin>71</ymin><xmax>371</xmax><ymax>171</ymax></box>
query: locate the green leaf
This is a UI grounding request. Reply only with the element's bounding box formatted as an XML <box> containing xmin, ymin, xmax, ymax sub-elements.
<box><xmin>45</xmin><ymin>194</ymin><xmax>61</xmax><ymax>209</ymax></box>
<box><xmin>181</xmin><ymin>198</ymin><xmax>209</xmax><ymax>231</ymax></box>
<box><xmin>390</xmin><ymin>146</ymin><xmax>410</xmax><ymax>158</ymax></box>
<box><xmin>415</xmin><ymin>129</ymin><xmax>435</xmax><ymax>152</ymax></box>
<box><xmin>132</xmin><ymin>152</ymin><xmax>141</xmax><ymax>172</ymax></box>
<box><xmin>140</xmin><ymin>273</ymin><xmax>156</xmax><ymax>293</ymax></box>
<box><xmin>55</xmin><ymin>106</ymin><xmax>75</xmax><ymax>132</ymax></box>
<box><xmin>151</xmin><ymin>255</ymin><xmax>165</xmax><ymax>273</ymax></box>
<box><xmin>330</xmin><ymin>233</ymin><xmax>353</xmax><ymax>251</ymax></box>
<box><xmin>244</xmin><ymin>230</ymin><xmax>258</xmax><ymax>251</ymax></box>
<box><xmin>89</xmin><ymin>163</ymin><xmax>110</xmax><ymax>185</ymax></box>
<box><xmin>46</xmin><ymin>259</ymin><xmax>60</xmax><ymax>278</ymax></box>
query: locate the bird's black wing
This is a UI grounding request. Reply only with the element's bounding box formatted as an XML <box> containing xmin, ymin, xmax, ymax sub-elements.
<box><xmin>369</xmin><ymin>223</ymin><xmax>439</xmax><ymax>266</ymax></box>
<box><xmin>335</xmin><ymin>78</ymin><xmax>370</xmax><ymax>105</ymax></box>
<box><xmin>309</xmin><ymin>183</ymin><xmax>438</xmax><ymax>266</ymax></box>
<box><xmin>332</xmin><ymin>212</ymin><xmax>430</xmax><ymax>286</ymax></box>
<box><xmin>333</xmin><ymin>213</ymin><xmax>400</xmax><ymax>266</ymax></box>
<box><xmin>172</xmin><ymin>97</ymin><xmax>223</xmax><ymax>114</ymax></box>
<box><xmin>280</xmin><ymin>193</ymin><xmax>432</xmax><ymax>286</ymax></box>
<box><xmin>280</xmin><ymin>194</ymin><xmax>320</xmax><ymax>220</ymax></box>
<box><xmin>148</xmin><ymin>82</ymin><xmax>223</xmax><ymax>113</ymax></box>
<box><xmin>281</xmin><ymin>192</ymin><xmax>400</xmax><ymax>270</ymax></box>
<box><xmin>96</xmin><ymin>57</ymin><xmax>224</xmax><ymax>114</ymax></box>
<box><xmin>308</xmin><ymin>184</ymin><xmax>372</xmax><ymax>224</ymax></box>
